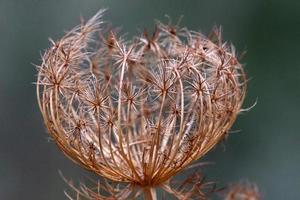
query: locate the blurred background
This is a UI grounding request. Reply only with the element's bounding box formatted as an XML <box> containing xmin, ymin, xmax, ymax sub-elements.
<box><xmin>0</xmin><ymin>0</ymin><xmax>299</xmax><ymax>199</ymax></box>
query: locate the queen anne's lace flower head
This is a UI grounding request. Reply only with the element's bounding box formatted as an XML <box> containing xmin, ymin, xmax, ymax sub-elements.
<box><xmin>225</xmin><ymin>182</ymin><xmax>261</xmax><ymax>200</ymax></box>
<box><xmin>37</xmin><ymin>10</ymin><xmax>247</xmax><ymax>199</ymax></box>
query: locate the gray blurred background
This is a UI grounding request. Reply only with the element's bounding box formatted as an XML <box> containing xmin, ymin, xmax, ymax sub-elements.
<box><xmin>0</xmin><ymin>0</ymin><xmax>299</xmax><ymax>199</ymax></box>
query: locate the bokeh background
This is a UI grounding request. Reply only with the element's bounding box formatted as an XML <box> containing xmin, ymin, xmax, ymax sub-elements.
<box><xmin>1</xmin><ymin>0</ymin><xmax>299</xmax><ymax>199</ymax></box>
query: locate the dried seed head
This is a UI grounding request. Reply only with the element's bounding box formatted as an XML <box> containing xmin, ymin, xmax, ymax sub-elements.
<box><xmin>37</xmin><ymin>10</ymin><xmax>247</xmax><ymax>198</ymax></box>
<box><xmin>225</xmin><ymin>182</ymin><xmax>261</xmax><ymax>200</ymax></box>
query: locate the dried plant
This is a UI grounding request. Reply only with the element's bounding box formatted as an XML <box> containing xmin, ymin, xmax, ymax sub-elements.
<box><xmin>225</xmin><ymin>181</ymin><xmax>261</xmax><ymax>200</ymax></box>
<box><xmin>36</xmin><ymin>10</ymin><xmax>247</xmax><ymax>199</ymax></box>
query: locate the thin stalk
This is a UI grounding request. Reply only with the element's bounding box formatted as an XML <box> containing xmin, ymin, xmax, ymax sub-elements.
<box><xmin>143</xmin><ymin>187</ymin><xmax>157</xmax><ymax>200</ymax></box>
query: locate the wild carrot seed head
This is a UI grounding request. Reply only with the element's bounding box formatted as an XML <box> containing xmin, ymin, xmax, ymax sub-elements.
<box><xmin>37</xmin><ymin>10</ymin><xmax>246</xmax><ymax>191</ymax></box>
<box><xmin>225</xmin><ymin>181</ymin><xmax>261</xmax><ymax>200</ymax></box>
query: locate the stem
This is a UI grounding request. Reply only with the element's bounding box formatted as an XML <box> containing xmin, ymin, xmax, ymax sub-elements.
<box><xmin>143</xmin><ymin>187</ymin><xmax>157</xmax><ymax>200</ymax></box>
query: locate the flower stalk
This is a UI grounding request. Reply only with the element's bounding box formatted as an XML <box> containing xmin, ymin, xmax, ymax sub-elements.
<box><xmin>143</xmin><ymin>187</ymin><xmax>157</xmax><ymax>200</ymax></box>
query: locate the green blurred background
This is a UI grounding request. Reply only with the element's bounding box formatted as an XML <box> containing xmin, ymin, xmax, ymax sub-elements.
<box><xmin>0</xmin><ymin>0</ymin><xmax>299</xmax><ymax>199</ymax></box>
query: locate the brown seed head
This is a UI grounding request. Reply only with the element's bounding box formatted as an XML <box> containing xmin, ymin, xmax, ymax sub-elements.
<box><xmin>37</xmin><ymin>10</ymin><xmax>247</xmax><ymax>197</ymax></box>
<box><xmin>225</xmin><ymin>182</ymin><xmax>261</xmax><ymax>200</ymax></box>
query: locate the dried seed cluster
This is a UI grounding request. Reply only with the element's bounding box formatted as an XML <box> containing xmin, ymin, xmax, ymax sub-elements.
<box><xmin>37</xmin><ymin>10</ymin><xmax>246</xmax><ymax>198</ymax></box>
<box><xmin>225</xmin><ymin>182</ymin><xmax>261</xmax><ymax>200</ymax></box>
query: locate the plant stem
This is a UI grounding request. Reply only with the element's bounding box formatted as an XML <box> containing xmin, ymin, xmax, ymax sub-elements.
<box><xmin>143</xmin><ymin>187</ymin><xmax>157</xmax><ymax>200</ymax></box>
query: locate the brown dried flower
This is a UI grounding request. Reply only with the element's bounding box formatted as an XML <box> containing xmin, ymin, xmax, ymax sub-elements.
<box><xmin>36</xmin><ymin>10</ymin><xmax>247</xmax><ymax>199</ymax></box>
<box><xmin>225</xmin><ymin>181</ymin><xmax>261</xmax><ymax>200</ymax></box>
